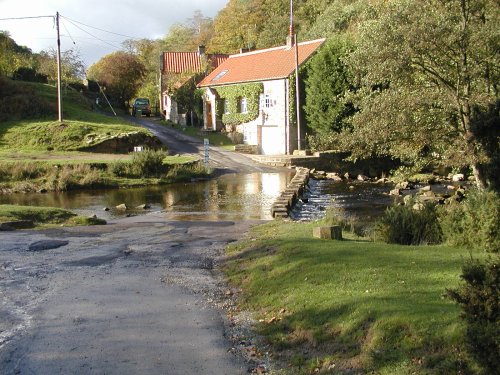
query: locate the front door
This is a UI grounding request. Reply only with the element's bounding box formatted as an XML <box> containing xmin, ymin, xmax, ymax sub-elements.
<box><xmin>206</xmin><ymin>101</ymin><xmax>213</xmax><ymax>130</ymax></box>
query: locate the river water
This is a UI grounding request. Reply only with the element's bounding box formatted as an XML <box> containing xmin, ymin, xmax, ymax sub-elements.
<box><xmin>0</xmin><ymin>172</ymin><xmax>399</xmax><ymax>224</ymax></box>
<box><xmin>0</xmin><ymin>172</ymin><xmax>294</xmax><ymax>221</ymax></box>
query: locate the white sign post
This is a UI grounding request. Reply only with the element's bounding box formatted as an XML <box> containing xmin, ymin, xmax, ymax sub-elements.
<box><xmin>204</xmin><ymin>139</ymin><xmax>209</xmax><ymax>165</ymax></box>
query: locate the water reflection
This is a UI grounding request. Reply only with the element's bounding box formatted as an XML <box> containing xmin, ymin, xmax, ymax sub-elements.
<box><xmin>0</xmin><ymin>172</ymin><xmax>293</xmax><ymax>221</ymax></box>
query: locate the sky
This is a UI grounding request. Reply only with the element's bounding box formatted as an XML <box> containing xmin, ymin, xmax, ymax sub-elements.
<box><xmin>0</xmin><ymin>0</ymin><xmax>228</xmax><ymax>67</ymax></box>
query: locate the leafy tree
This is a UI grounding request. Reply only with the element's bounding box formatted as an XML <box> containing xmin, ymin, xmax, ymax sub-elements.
<box><xmin>208</xmin><ymin>0</ymin><xmax>264</xmax><ymax>53</ymax></box>
<box><xmin>343</xmin><ymin>0</ymin><xmax>499</xmax><ymax>189</ymax></box>
<box><xmin>37</xmin><ymin>48</ymin><xmax>85</xmax><ymax>84</ymax></box>
<box><xmin>87</xmin><ymin>51</ymin><xmax>145</xmax><ymax>107</ymax></box>
<box><xmin>304</xmin><ymin>38</ymin><xmax>355</xmax><ymax>140</ymax></box>
<box><xmin>0</xmin><ymin>31</ymin><xmax>36</xmax><ymax>77</ymax></box>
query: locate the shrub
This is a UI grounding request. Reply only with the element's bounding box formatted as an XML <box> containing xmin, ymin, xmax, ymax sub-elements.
<box><xmin>129</xmin><ymin>149</ymin><xmax>169</xmax><ymax>177</ymax></box>
<box><xmin>374</xmin><ymin>201</ymin><xmax>443</xmax><ymax>245</ymax></box>
<box><xmin>447</xmin><ymin>258</ymin><xmax>499</xmax><ymax>374</ymax></box>
<box><xmin>440</xmin><ymin>189</ymin><xmax>500</xmax><ymax>253</ymax></box>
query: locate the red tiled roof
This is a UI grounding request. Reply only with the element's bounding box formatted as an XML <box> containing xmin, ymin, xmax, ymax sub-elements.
<box><xmin>161</xmin><ymin>52</ymin><xmax>229</xmax><ymax>74</ymax></box>
<box><xmin>198</xmin><ymin>39</ymin><xmax>325</xmax><ymax>87</ymax></box>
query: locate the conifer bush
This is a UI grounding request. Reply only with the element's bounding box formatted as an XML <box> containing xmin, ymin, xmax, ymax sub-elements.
<box><xmin>447</xmin><ymin>258</ymin><xmax>499</xmax><ymax>374</ymax></box>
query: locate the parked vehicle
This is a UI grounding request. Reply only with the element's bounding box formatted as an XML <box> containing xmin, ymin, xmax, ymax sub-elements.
<box><xmin>132</xmin><ymin>98</ymin><xmax>151</xmax><ymax>117</ymax></box>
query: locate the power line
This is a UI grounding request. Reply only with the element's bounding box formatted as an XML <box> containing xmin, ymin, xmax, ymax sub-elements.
<box><xmin>61</xmin><ymin>16</ymin><xmax>122</xmax><ymax>50</ymax></box>
<box><xmin>60</xmin><ymin>15</ymin><xmax>139</xmax><ymax>40</ymax></box>
<box><xmin>0</xmin><ymin>15</ymin><xmax>54</xmax><ymax>21</ymax></box>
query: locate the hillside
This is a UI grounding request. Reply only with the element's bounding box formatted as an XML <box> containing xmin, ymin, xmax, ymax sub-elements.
<box><xmin>0</xmin><ymin>77</ymin><xmax>160</xmax><ymax>155</ymax></box>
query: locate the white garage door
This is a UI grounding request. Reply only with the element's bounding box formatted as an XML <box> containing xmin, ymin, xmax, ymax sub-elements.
<box><xmin>261</xmin><ymin>126</ymin><xmax>284</xmax><ymax>155</ymax></box>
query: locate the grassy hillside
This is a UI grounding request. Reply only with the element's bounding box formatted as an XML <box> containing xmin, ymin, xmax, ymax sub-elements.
<box><xmin>0</xmin><ymin>78</ymin><xmax>156</xmax><ymax>155</ymax></box>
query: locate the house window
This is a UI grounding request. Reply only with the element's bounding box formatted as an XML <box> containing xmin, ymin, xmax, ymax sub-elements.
<box><xmin>260</xmin><ymin>93</ymin><xmax>273</xmax><ymax>109</ymax></box>
<box><xmin>223</xmin><ymin>99</ymin><xmax>229</xmax><ymax>114</ymax></box>
<box><xmin>240</xmin><ymin>98</ymin><xmax>248</xmax><ymax>113</ymax></box>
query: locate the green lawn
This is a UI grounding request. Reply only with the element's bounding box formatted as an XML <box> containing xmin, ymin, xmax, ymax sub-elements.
<box><xmin>224</xmin><ymin>221</ymin><xmax>483</xmax><ymax>374</ymax></box>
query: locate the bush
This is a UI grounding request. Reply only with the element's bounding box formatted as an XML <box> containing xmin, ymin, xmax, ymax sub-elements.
<box><xmin>374</xmin><ymin>201</ymin><xmax>443</xmax><ymax>245</ymax></box>
<box><xmin>129</xmin><ymin>149</ymin><xmax>169</xmax><ymax>177</ymax></box>
<box><xmin>447</xmin><ymin>258</ymin><xmax>499</xmax><ymax>374</ymax></box>
<box><xmin>440</xmin><ymin>189</ymin><xmax>500</xmax><ymax>253</ymax></box>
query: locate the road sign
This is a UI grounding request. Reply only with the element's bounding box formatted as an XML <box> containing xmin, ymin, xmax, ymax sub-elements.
<box><xmin>204</xmin><ymin>139</ymin><xmax>209</xmax><ymax>164</ymax></box>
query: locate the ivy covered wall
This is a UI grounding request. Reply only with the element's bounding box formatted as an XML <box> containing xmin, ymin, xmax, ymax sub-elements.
<box><xmin>214</xmin><ymin>82</ymin><xmax>263</xmax><ymax>126</ymax></box>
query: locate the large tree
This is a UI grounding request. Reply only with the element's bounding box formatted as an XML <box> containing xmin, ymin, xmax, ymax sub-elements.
<box><xmin>87</xmin><ymin>51</ymin><xmax>145</xmax><ymax>107</ymax></box>
<box><xmin>304</xmin><ymin>37</ymin><xmax>354</xmax><ymax>142</ymax></box>
<box><xmin>344</xmin><ymin>0</ymin><xmax>499</xmax><ymax>188</ymax></box>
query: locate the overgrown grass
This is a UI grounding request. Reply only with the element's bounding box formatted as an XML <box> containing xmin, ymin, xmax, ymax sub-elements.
<box><xmin>0</xmin><ymin>204</ymin><xmax>106</xmax><ymax>227</ymax></box>
<box><xmin>224</xmin><ymin>221</ymin><xmax>486</xmax><ymax>374</ymax></box>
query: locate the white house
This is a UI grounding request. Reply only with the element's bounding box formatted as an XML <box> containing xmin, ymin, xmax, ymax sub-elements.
<box><xmin>197</xmin><ymin>38</ymin><xmax>325</xmax><ymax>155</ymax></box>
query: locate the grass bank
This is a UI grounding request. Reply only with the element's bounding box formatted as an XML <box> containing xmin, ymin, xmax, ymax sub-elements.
<box><xmin>224</xmin><ymin>221</ymin><xmax>485</xmax><ymax>374</ymax></box>
<box><xmin>0</xmin><ymin>204</ymin><xmax>106</xmax><ymax>228</ymax></box>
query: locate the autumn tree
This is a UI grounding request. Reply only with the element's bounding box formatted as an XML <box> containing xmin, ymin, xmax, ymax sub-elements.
<box><xmin>343</xmin><ymin>0</ymin><xmax>499</xmax><ymax>189</ymax></box>
<box><xmin>87</xmin><ymin>51</ymin><xmax>145</xmax><ymax>107</ymax></box>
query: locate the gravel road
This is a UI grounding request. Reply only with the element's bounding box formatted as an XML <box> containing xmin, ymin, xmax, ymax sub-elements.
<box><xmin>0</xmin><ymin>214</ymin><xmax>266</xmax><ymax>374</ymax></box>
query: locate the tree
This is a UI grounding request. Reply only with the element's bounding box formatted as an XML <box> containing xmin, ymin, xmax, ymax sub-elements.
<box><xmin>87</xmin><ymin>51</ymin><xmax>145</xmax><ymax>107</ymax></box>
<box><xmin>0</xmin><ymin>31</ymin><xmax>36</xmax><ymax>77</ymax></box>
<box><xmin>37</xmin><ymin>48</ymin><xmax>85</xmax><ymax>84</ymax></box>
<box><xmin>207</xmin><ymin>0</ymin><xmax>264</xmax><ymax>53</ymax></box>
<box><xmin>304</xmin><ymin>38</ymin><xmax>354</xmax><ymax>140</ymax></box>
<box><xmin>343</xmin><ymin>0</ymin><xmax>499</xmax><ymax>188</ymax></box>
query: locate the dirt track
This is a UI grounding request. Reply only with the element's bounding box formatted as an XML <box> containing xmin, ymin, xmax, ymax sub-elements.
<box><xmin>0</xmin><ymin>214</ymin><xmax>267</xmax><ymax>374</ymax></box>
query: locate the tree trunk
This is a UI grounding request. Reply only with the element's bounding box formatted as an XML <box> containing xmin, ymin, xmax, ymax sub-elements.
<box><xmin>472</xmin><ymin>164</ymin><xmax>487</xmax><ymax>190</ymax></box>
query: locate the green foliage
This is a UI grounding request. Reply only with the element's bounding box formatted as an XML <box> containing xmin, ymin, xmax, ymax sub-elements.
<box><xmin>447</xmin><ymin>258</ymin><xmax>500</xmax><ymax>374</ymax></box>
<box><xmin>215</xmin><ymin>83</ymin><xmax>263</xmax><ymax>126</ymax></box>
<box><xmin>343</xmin><ymin>0</ymin><xmax>499</xmax><ymax>188</ymax></box>
<box><xmin>440</xmin><ymin>189</ymin><xmax>500</xmax><ymax>253</ymax></box>
<box><xmin>374</xmin><ymin>200</ymin><xmax>443</xmax><ymax>245</ymax></box>
<box><xmin>87</xmin><ymin>51</ymin><xmax>146</xmax><ymax>107</ymax></box>
<box><xmin>112</xmin><ymin>149</ymin><xmax>169</xmax><ymax>178</ymax></box>
<box><xmin>0</xmin><ymin>31</ymin><xmax>36</xmax><ymax>78</ymax></box>
<box><xmin>36</xmin><ymin>48</ymin><xmax>85</xmax><ymax>84</ymax></box>
<box><xmin>304</xmin><ymin>37</ymin><xmax>355</xmax><ymax>136</ymax></box>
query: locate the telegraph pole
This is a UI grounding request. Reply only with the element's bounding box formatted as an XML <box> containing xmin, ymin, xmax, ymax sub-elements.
<box><xmin>56</xmin><ymin>11</ymin><xmax>63</xmax><ymax>122</ymax></box>
<box><xmin>290</xmin><ymin>0</ymin><xmax>301</xmax><ymax>150</ymax></box>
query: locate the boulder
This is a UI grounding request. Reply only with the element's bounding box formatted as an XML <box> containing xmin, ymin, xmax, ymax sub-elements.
<box><xmin>357</xmin><ymin>174</ymin><xmax>370</xmax><ymax>182</ymax></box>
<box><xmin>419</xmin><ymin>185</ymin><xmax>432</xmax><ymax>192</ymax></box>
<box><xmin>135</xmin><ymin>203</ymin><xmax>151</xmax><ymax>210</ymax></box>
<box><xmin>326</xmin><ymin>173</ymin><xmax>343</xmax><ymax>181</ymax></box>
<box><xmin>115</xmin><ymin>203</ymin><xmax>129</xmax><ymax>210</ymax></box>
<box><xmin>313</xmin><ymin>226</ymin><xmax>342</xmax><ymax>240</ymax></box>
<box><xmin>452</xmin><ymin>173</ymin><xmax>465</xmax><ymax>182</ymax></box>
<box><xmin>395</xmin><ymin>181</ymin><xmax>414</xmax><ymax>190</ymax></box>
<box><xmin>389</xmin><ymin>188</ymin><xmax>402</xmax><ymax>196</ymax></box>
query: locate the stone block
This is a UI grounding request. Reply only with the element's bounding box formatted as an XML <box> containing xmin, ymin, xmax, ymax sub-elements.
<box><xmin>313</xmin><ymin>226</ymin><xmax>342</xmax><ymax>240</ymax></box>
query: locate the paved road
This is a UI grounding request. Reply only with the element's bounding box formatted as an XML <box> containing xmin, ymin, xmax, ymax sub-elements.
<box><xmin>0</xmin><ymin>216</ymin><xmax>261</xmax><ymax>375</ymax></box>
<box><xmin>128</xmin><ymin>116</ymin><xmax>278</xmax><ymax>174</ymax></box>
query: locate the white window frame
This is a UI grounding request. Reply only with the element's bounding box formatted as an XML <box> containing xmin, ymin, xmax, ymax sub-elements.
<box><xmin>240</xmin><ymin>97</ymin><xmax>248</xmax><ymax>113</ymax></box>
